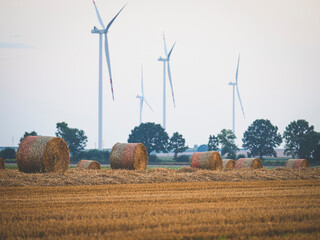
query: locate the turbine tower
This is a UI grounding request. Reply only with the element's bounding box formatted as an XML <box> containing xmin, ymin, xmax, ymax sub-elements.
<box><xmin>158</xmin><ymin>33</ymin><xmax>176</xmax><ymax>129</ymax></box>
<box><xmin>228</xmin><ymin>54</ymin><xmax>245</xmax><ymax>134</ymax></box>
<box><xmin>90</xmin><ymin>0</ymin><xmax>126</xmax><ymax>150</ymax></box>
<box><xmin>136</xmin><ymin>64</ymin><xmax>153</xmax><ymax>125</ymax></box>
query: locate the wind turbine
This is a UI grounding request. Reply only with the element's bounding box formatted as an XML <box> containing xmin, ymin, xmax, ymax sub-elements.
<box><xmin>158</xmin><ymin>33</ymin><xmax>176</xmax><ymax>129</ymax></box>
<box><xmin>90</xmin><ymin>0</ymin><xmax>126</xmax><ymax>150</ymax></box>
<box><xmin>136</xmin><ymin>64</ymin><xmax>153</xmax><ymax>125</ymax></box>
<box><xmin>228</xmin><ymin>54</ymin><xmax>245</xmax><ymax>134</ymax></box>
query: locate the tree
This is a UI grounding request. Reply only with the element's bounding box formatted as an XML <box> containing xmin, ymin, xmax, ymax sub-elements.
<box><xmin>242</xmin><ymin>119</ymin><xmax>282</xmax><ymax>160</ymax></box>
<box><xmin>0</xmin><ymin>147</ymin><xmax>16</xmax><ymax>160</ymax></box>
<box><xmin>208</xmin><ymin>135</ymin><xmax>219</xmax><ymax>151</ymax></box>
<box><xmin>128</xmin><ymin>122</ymin><xmax>169</xmax><ymax>156</ymax></box>
<box><xmin>169</xmin><ymin>132</ymin><xmax>188</xmax><ymax>158</ymax></box>
<box><xmin>76</xmin><ymin>149</ymin><xmax>110</xmax><ymax>164</ymax></box>
<box><xmin>55</xmin><ymin>122</ymin><xmax>88</xmax><ymax>157</ymax></box>
<box><xmin>20</xmin><ymin>131</ymin><xmax>37</xmax><ymax>143</ymax></box>
<box><xmin>283</xmin><ymin>120</ymin><xmax>318</xmax><ymax>159</ymax></box>
<box><xmin>311</xmin><ymin>133</ymin><xmax>320</xmax><ymax>165</ymax></box>
<box><xmin>217</xmin><ymin>129</ymin><xmax>239</xmax><ymax>159</ymax></box>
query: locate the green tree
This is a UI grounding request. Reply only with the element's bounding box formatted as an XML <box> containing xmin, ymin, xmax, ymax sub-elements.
<box><xmin>20</xmin><ymin>131</ymin><xmax>37</xmax><ymax>143</ymax></box>
<box><xmin>0</xmin><ymin>147</ymin><xmax>16</xmax><ymax>160</ymax></box>
<box><xmin>242</xmin><ymin>119</ymin><xmax>282</xmax><ymax>160</ymax></box>
<box><xmin>169</xmin><ymin>132</ymin><xmax>188</xmax><ymax>158</ymax></box>
<box><xmin>283</xmin><ymin>120</ymin><xmax>318</xmax><ymax>159</ymax></box>
<box><xmin>311</xmin><ymin>133</ymin><xmax>320</xmax><ymax>165</ymax></box>
<box><xmin>128</xmin><ymin>122</ymin><xmax>169</xmax><ymax>156</ymax></box>
<box><xmin>217</xmin><ymin>129</ymin><xmax>239</xmax><ymax>159</ymax></box>
<box><xmin>77</xmin><ymin>149</ymin><xmax>110</xmax><ymax>164</ymax></box>
<box><xmin>208</xmin><ymin>135</ymin><xmax>219</xmax><ymax>151</ymax></box>
<box><xmin>55</xmin><ymin>122</ymin><xmax>88</xmax><ymax>158</ymax></box>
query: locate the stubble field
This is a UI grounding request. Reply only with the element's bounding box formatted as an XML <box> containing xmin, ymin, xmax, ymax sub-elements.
<box><xmin>1</xmin><ymin>176</ymin><xmax>320</xmax><ymax>239</ymax></box>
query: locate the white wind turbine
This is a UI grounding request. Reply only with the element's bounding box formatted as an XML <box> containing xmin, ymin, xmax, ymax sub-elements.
<box><xmin>90</xmin><ymin>0</ymin><xmax>126</xmax><ymax>150</ymax></box>
<box><xmin>158</xmin><ymin>33</ymin><xmax>176</xmax><ymax>129</ymax></box>
<box><xmin>136</xmin><ymin>64</ymin><xmax>153</xmax><ymax>125</ymax></box>
<box><xmin>228</xmin><ymin>54</ymin><xmax>245</xmax><ymax>134</ymax></box>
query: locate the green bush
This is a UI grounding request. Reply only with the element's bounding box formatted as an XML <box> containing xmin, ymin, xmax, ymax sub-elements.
<box><xmin>149</xmin><ymin>154</ymin><xmax>160</xmax><ymax>163</ymax></box>
<box><xmin>74</xmin><ymin>150</ymin><xmax>110</xmax><ymax>164</ymax></box>
<box><xmin>237</xmin><ymin>154</ymin><xmax>246</xmax><ymax>160</ymax></box>
<box><xmin>174</xmin><ymin>155</ymin><xmax>190</xmax><ymax>163</ymax></box>
<box><xmin>0</xmin><ymin>148</ymin><xmax>16</xmax><ymax>160</ymax></box>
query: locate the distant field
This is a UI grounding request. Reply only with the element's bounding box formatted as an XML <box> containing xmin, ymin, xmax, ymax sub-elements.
<box><xmin>1</xmin><ymin>180</ymin><xmax>319</xmax><ymax>239</ymax></box>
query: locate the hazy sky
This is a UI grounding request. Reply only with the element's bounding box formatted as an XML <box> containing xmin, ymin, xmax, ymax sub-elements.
<box><xmin>1</xmin><ymin>0</ymin><xmax>320</xmax><ymax>149</ymax></box>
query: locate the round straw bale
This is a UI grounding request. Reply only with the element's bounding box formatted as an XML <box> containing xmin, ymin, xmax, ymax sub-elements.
<box><xmin>190</xmin><ymin>151</ymin><xmax>222</xmax><ymax>170</ymax></box>
<box><xmin>190</xmin><ymin>152</ymin><xmax>202</xmax><ymax>168</ymax></box>
<box><xmin>222</xmin><ymin>159</ymin><xmax>235</xmax><ymax>169</ymax></box>
<box><xmin>110</xmin><ymin>143</ymin><xmax>148</xmax><ymax>170</ymax></box>
<box><xmin>17</xmin><ymin>136</ymin><xmax>70</xmax><ymax>173</ymax></box>
<box><xmin>0</xmin><ymin>157</ymin><xmax>5</xmax><ymax>170</ymax></box>
<box><xmin>286</xmin><ymin>159</ymin><xmax>309</xmax><ymax>169</ymax></box>
<box><xmin>77</xmin><ymin>160</ymin><xmax>101</xmax><ymax>170</ymax></box>
<box><xmin>235</xmin><ymin>158</ymin><xmax>263</xmax><ymax>169</ymax></box>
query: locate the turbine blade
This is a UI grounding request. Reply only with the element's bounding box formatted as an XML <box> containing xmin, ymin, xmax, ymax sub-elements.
<box><xmin>167</xmin><ymin>61</ymin><xmax>176</xmax><ymax>107</ymax></box>
<box><xmin>106</xmin><ymin>4</ymin><xmax>127</xmax><ymax>31</ymax></box>
<box><xmin>236</xmin><ymin>85</ymin><xmax>245</xmax><ymax>119</ymax></box>
<box><xmin>167</xmin><ymin>42</ymin><xmax>176</xmax><ymax>59</ymax></box>
<box><xmin>104</xmin><ymin>34</ymin><xmax>114</xmax><ymax>100</ymax></box>
<box><xmin>163</xmin><ymin>33</ymin><xmax>168</xmax><ymax>57</ymax></box>
<box><xmin>141</xmin><ymin>98</ymin><xmax>144</xmax><ymax>112</ymax></box>
<box><xmin>92</xmin><ymin>0</ymin><xmax>105</xmax><ymax>29</ymax></box>
<box><xmin>143</xmin><ymin>98</ymin><xmax>153</xmax><ymax>112</ymax></box>
<box><xmin>141</xmin><ymin>64</ymin><xmax>144</xmax><ymax>96</ymax></box>
<box><xmin>235</xmin><ymin>53</ymin><xmax>240</xmax><ymax>83</ymax></box>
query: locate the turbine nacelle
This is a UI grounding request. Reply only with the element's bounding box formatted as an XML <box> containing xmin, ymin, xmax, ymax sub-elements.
<box><xmin>91</xmin><ymin>27</ymin><xmax>106</xmax><ymax>34</ymax></box>
<box><xmin>158</xmin><ymin>57</ymin><xmax>166</xmax><ymax>62</ymax></box>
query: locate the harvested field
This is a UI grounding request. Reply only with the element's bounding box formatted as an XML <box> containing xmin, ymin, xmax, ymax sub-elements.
<box><xmin>0</xmin><ymin>168</ymin><xmax>320</xmax><ymax>187</ymax></box>
<box><xmin>1</xmin><ymin>180</ymin><xmax>320</xmax><ymax>239</ymax></box>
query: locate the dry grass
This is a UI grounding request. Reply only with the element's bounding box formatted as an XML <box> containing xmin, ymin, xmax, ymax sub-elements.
<box><xmin>0</xmin><ymin>167</ymin><xmax>320</xmax><ymax>187</ymax></box>
<box><xmin>0</xmin><ymin>180</ymin><xmax>320</xmax><ymax>239</ymax></box>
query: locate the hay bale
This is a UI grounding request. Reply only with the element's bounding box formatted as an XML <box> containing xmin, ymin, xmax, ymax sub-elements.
<box><xmin>190</xmin><ymin>151</ymin><xmax>222</xmax><ymax>170</ymax></box>
<box><xmin>235</xmin><ymin>158</ymin><xmax>263</xmax><ymax>169</ymax></box>
<box><xmin>286</xmin><ymin>159</ymin><xmax>309</xmax><ymax>169</ymax></box>
<box><xmin>110</xmin><ymin>143</ymin><xmax>148</xmax><ymax>170</ymax></box>
<box><xmin>0</xmin><ymin>157</ymin><xmax>5</xmax><ymax>170</ymax></box>
<box><xmin>16</xmin><ymin>136</ymin><xmax>70</xmax><ymax>173</ymax></box>
<box><xmin>77</xmin><ymin>160</ymin><xmax>101</xmax><ymax>170</ymax></box>
<box><xmin>222</xmin><ymin>159</ymin><xmax>235</xmax><ymax>169</ymax></box>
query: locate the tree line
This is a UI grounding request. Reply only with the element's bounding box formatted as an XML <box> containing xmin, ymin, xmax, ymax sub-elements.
<box><xmin>2</xmin><ymin>119</ymin><xmax>319</xmax><ymax>165</ymax></box>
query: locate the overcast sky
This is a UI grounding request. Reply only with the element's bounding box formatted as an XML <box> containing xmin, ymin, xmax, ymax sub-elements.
<box><xmin>1</xmin><ymin>0</ymin><xmax>320</xmax><ymax>149</ymax></box>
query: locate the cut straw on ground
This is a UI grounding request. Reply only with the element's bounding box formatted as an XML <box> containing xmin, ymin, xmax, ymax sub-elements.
<box><xmin>1</xmin><ymin>167</ymin><xmax>319</xmax><ymax>187</ymax></box>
